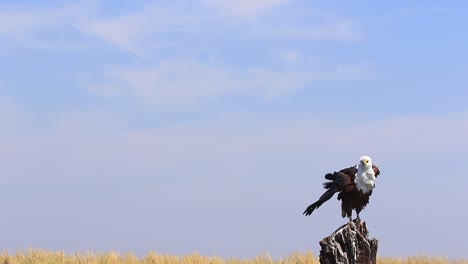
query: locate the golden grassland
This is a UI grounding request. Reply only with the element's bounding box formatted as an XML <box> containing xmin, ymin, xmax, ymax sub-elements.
<box><xmin>0</xmin><ymin>251</ymin><xmax>467</xmax><ymax>264</ymax></box>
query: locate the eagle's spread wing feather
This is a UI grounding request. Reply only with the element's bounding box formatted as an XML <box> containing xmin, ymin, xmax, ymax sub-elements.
<box><xmin>372</xmin><ymin>165</ymin><xmax>380</xmax><ymax>177</ymax></box>
<box><xmin>303</xmin><ymin>157</ymin><xmax>381</xmax><ymax>219</ymax></box>
<box><xmin>302</xmin><ymin>166</ymin><xmax>356</xmax><ymax>216</ymax></box>
<box><xmin>339</xmin><ymin>166</ymin><xmax>358</xmax><ymax>177</ymax></box>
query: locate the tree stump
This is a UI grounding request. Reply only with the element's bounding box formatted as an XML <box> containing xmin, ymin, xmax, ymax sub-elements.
<box><xmin>319</xmin><ymin>220</ymin><xmax>378</xmax><ymax>264</ymax></box>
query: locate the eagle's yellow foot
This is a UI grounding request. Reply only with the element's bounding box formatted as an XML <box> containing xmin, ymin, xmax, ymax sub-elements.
<box><xmin>354</xmin><ymin>214</ymin><xmax>362</xmax><ymax>222</ymax></box>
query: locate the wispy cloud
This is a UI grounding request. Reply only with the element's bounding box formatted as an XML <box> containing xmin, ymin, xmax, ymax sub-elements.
<box><xmin>87</xmin><ymin>61</ymin><xmax>236</xmax><ymax>106</ymax></box>
<box><xmin>79</xmin><ymin>3</ymin><xmax>360</xmax><ymax>53</ymax></box>
<box><xmin>0</xmin><ymin>1</ymin><xmax>96</xmax><ymax>48</ymax></box>
<box><xmin>0</xmin><ymin>1</ymin><xmax>362</xmax><ymax>52</ymax></box>
<box><xmin>76</xmin><ymin>4</ymin><xmax>200</xmax><ymax>54</ymax></box>
<box><xmin>87</xmin><ymin>60</ymin><xmax>372</xmax><ymax>107</ymax></box>
<box><xmin>203</xmin><ymin>0</ymin><xmax>290</xmax><ymax>18</ymax></box>
<box><xmin>0</xmin><ymin>6</ymin><xmax>65</xmax><ymax>37</ymax></box>
<box><xmin>265</xmin><ymin>21</ymin><xmax>360</xmax><ymax>40</ymax></box>
<box><xmin>281</xmin><ymin>50</ymin><xmax>301</xmax><ymax>65</ymax></box>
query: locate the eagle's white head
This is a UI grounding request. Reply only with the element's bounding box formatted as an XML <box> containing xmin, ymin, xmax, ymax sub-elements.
<box><xmin>356</xmin><ymin>155</ymin><xmax>376</xmax><ymax>193</ymax></box>
<box><xmin>359</xmin><ymin>155</ymin><xmax>373</xmax><ymax>168</ymax></box>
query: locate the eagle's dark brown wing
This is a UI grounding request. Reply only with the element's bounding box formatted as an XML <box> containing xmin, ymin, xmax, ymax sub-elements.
<box><xmin>303</xmin><ymin>166</ymin><xmax>357</xmax><ymax>216</ymax></box>
<box><xmin>339</xmin><ymin>166</ymin><xmax>358</xmax><ymax>181</ymax></box>
<box><xmin>372</xmin><ymin>164</ymin><xmax>380</xmax><ymax>177</ymax></box>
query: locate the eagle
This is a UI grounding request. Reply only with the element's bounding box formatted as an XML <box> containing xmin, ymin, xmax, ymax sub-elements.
<box><xmin>303</xmin><ymin>156</ymin><xmax>381</xmax><ymax>221</ymax></box>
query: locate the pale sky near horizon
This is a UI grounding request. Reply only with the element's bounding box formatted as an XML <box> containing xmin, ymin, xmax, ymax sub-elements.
<box><xmin>1</xmin><ymin>0</ymin><xmax>468</xmax><ymax>259</ymax></box>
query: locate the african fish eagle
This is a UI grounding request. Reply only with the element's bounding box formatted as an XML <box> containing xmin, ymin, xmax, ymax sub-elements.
<box><xmin>303</xmin><ymin>155</ymin><xmax>381</xmax><ymax>221</ymax></box>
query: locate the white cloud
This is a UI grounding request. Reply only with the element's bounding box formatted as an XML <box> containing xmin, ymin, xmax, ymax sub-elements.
<box><xmin>76</xmin><ymin>5</ymin><xmax>199</xmax><ymax>54</ymax></box>
<box><xmin>0</xmin><ymin>2</ymin><xmax>361</xmax><ymax>52</ymax></box>
<box><xmin>264</xmin><ymin>21</ymin><xmax>360</xmax><ymax>41</ymax></box>
<box><xmin>89</xmin><ymin>61</ymin><xmax>237</xmax><ymax>107</ymax></box>
<box><xmin>79</xmin><ymin>4</ymin><xmax>360</xmax><ymax>53</ymax></box>
<box><xmin>282</xmin><ymin>50</ymin><xmax>300</xmax><ymax>65</ymax></box>
<box><xmin>245</xmin><ymin>68</ymin><xmax>313</xmax><ymax>98</ymax></box>
<box><xmin>203</xmin><ymin>0</ymin><xmax>290</xmax><ymax>18</ymax></box>
<box><xmin>0</xmin><ymin>7</ymin><xmax>64</xmax><ymax>37</ymax></box>
<box><xmin>77</xmin><ymin>1</ymin><xmax>289</xmax><ymax>53</ymax></box>
<box><xmin>0</xmin><ymin>1</ymin><xmax>97</xmax><ymax>47</ymax></box>
<box><xmin>87</xmin><ymin>60</ymin><xmax>372</xmax><ymax>107</ymax></box>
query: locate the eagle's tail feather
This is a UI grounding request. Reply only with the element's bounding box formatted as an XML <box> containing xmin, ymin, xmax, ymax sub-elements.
<box><xmin>303</xmin><ymin>187</ymin><xmax>337</xmax><ymax>216</ymax></box>
<box><xmin>323</xmin><ymin>181</ymin><xmax>334</xmax><ymax>189</ymax></box>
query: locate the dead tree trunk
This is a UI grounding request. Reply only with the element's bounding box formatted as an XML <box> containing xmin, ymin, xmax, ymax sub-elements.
<box><xmin>319</xmin><ymin>220</ymin><xmax>378</xmax><ymax>264</ymax></box>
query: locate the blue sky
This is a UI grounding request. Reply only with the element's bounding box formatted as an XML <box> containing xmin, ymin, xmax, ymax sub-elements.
<box><xmin>1</xmin><ymin>0</ymin><xmax>468</xmax><ymax>259</ymax></box>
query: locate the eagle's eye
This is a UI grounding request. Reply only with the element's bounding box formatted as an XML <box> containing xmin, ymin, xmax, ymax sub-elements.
<box><xmin>365</xmin><ymin>160</ymin><xmax>369</xmax><ymax>164</ymax></box>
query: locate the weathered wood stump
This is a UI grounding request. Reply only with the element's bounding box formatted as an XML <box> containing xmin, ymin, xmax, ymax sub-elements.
<box><xmin>319</xmin><ymin>220</ymin><xmax>378</xmax><ymax>264</ymax></box>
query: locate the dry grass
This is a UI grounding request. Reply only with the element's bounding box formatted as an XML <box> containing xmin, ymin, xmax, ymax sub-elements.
<box><xmin>0</xmin><ymin>251</ymin><xmax>466</xmax><ymax>264</ymax></box>
<box><xmin>377</xmin><ymin>256</ymin><xmax>468</xmax><ymax>264</ymax></box>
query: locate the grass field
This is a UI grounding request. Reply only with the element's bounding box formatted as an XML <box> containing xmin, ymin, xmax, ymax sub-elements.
<box><xmin>0</xmin><ymin>251</ymin><xmax>467</xmax><ymax>264</ymax></box>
